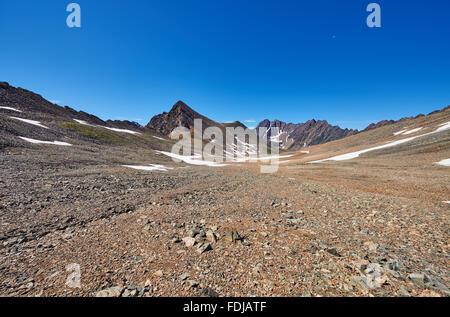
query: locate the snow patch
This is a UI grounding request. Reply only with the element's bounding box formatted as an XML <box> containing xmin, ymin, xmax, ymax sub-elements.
<box><xmin>443</xmin><ymin>201</ymin><xmax>450</xmax><ymax>204</ymax></box>
<box><xmin>310</xmin><ymin>121</ymin><xmax>450</xmax><ymax>163</ymax></box>
<box><xmin>0</xmin><ymin>107</ymin><xmax>22</xmax><ymax>113</ymax></box>
<box><xmin>434</xmin><ymin>158</ymin><xmax>450</xmax><ymax>167</ymax></box>
<box><xmin>103</xmin><ymin>127</ymin><xmax>141</xmax><ymax>135</ymax></box>
<box><xmin>122</xmin><ymin>164</ymin><xmax>173</xmax><ymax>171</ymax></box>
<box><xmin>74</xmin><ymin>119</ymin><xmax>88</xmax><ymax>125</ymax></box>
<box><xmin>153</xmin><ymin>136</ymin><xmax>167</xmax><ymax>141</ymax></box>
<box><xmin>402</xmin><ymin>127</ymin><xmax>423</xmax><ymax>135</ymax></box>
<box><xmin>394</xmin><ymin>127</ymin><xmax>423</xmax><ymax>135</ymax></box>
<box><xmin>393</xmin><ymin>130</ymin><xmax>407</xmax><ymax>136</ymax></box>
<box><xmin>156</xmin><ymin>151</ymin><xmax>228</xmax><ymax>167</ymax></box>
<box><xmin>19</xmin><ymin>137</ymin><xmax>72</xmax><ymax>146</ymax></box>
<box><xmin>434</xmin><ymin>121</ymin><xmax>450</xmax><ymax>133</ymax></box>
<box><xmin>73</xmin><ymin>119</ymin><xmax>141</xmax><ymax>135</ymax></box>
<box><xmin>10</xmin><ymin>117</ymin><xmax>48</xmax><ymax>129</ymax></box>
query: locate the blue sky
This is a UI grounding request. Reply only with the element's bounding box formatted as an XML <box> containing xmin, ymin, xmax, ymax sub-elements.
<box><xmin>0</xmin><ymin>0</ymin><xmax>449</xmax><ymax>130</ymax></box>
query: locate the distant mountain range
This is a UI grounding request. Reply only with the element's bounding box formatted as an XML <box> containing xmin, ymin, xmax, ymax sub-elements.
<box><xmin>2</xmin><ymin>81</ymin><xmax>448</xmax><ymax>151</ymax></box>
<box><xmin>145</xmin><ymin>101</ymin><xmax>359</xmax><ymax>149</ymax></box>
<box><xmin>146</xmin><ymin>100</ymin><xmax>449</xmax><ymax>150</ymax></box>
<box><xmin>255</xmin><ymin>119</ymin><xmax>358</xmax><ymax>150</ymax></box>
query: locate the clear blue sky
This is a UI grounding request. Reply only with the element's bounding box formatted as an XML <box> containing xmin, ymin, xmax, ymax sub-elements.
<box><xmin>1</xmin><ymin>0</ymin><xmax>449</xmax><ymax>129</ymax></box>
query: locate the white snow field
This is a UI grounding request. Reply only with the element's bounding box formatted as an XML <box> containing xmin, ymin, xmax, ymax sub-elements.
<box><xmin>73</xmin><ymin>119</ymin><xmax>141</xmax><ymax>135</ymax></box>
<box><xmin>393</xmin><ymin>130</ymin><xmax>407</xmax><ymax>136</ymax></box>
<box><xmin>402</xmin><ymin>127</ymin><xmax>423</xmax><ymax>135</ymax></box>
<box><xmin>310</xmin><ymin>122</ymin><xmax>450</xmax><ymax>163</ymax></box>
<box><xmin>9</xmin><ymin>117</ymin><xmax>48</xmax><ymax>129</ymax></box>
<box><xmin>0</xmin><ymin>107</ymin><xmax>22</xmax><ymax>113</ymax></box>
<box><xmin>122</xmin><ymin>164</ymin><xmax>173</xmax><ymax>171</ymax></box>
<box><xmin>434</xmin><ymin>159</ymin><xmax>450</xmax><ymax>167</ymax></box>
<box><xmin>152</xmin><ymin>136</ymin><xmax>167</xmax><ymax>141</ymax></box>
<box><xmin>393</xmin><ymin>127</ymin><xmax>423</xmax><ymax>136</ymax></box>
<box><xmin>19</xmin><ymin>137</ymin><xmax>72</xmax><ymax>146</ymax></box>
<box><xmin>157</xmin><ymin>149</ymin><xmax>295</xmax><ymax>167</ymax></box>
<box><xmin>74</xmin><ymin>119</ymin><xmax>88</xmax><ymax>125</ymax></box>
<box><xmin>156</xmin><ymin>151</ymin><xmax>228</xmax><ymax>167</ymax></box>
<box><xmin>103</xmin><ymin>127</ymin><xmax>141</xmax><ymax>135</ymax></box>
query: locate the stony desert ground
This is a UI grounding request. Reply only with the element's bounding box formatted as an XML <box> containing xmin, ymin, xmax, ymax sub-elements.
<box><xmin>1</xmin><ymin>119</ymin><xmax>449</xmax><ymax>297</ymax></box>
<box><xmin>0</xmin><ymin>83</ymin><xmax>449</xmax><ymax>297</ymax></box>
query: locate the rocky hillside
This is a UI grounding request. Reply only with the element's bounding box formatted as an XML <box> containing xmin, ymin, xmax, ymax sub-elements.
<box><xmin>256</xmin><ymin>119</ymin><xmax>358</xmax><ymax>150</ymax></box>
<box><xmin>147</xmin><ymin>101</ymin><xmax>360</xmax><ymax>150</ymax></box>
<box><xmin>0</xmin><ymin>82</ymin><xmax>146</xmax><ymax>132</ymax></box>
<box><xmin>147</xmin><ymin>101</ymin><xmax>223</xmax><ymax>136</ymax></box>
<box><xmin>362</xmin><ymin>106</ymin><xmax>450</xmax><ymax>132</ymax></box>
<box><xmin>0</xmin><ymin>82</ymin><xmax>172</xmax><ymax>151</ymax></box>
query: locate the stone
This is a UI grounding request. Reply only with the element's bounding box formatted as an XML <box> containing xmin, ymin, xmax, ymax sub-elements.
<box><xmin>187</xmin><ymin>280</ymin><xmax>199</xmax><ymax>288</ymax></box>
<box><xmin>326</xmin><ymin>248</ymin><xmax>341</xmax><ymax>257</ymax></box>
<box><xmin>144</xmin><ymin>224</ymin><xmax>152</xmax><ymax>231</ymax></box>
<box><xmin>399</xmin><ymin>285</ymin><xmax>412</xmax><ymax>297</ymax></box>
<box><xmin>197</xmin><ymin>243</ymin><xmax>212</xmax><ymax>254</ymax></box>
<box><xmin>224</xmin><ymin>231</ymin><xmax>242</xmax><ymax>243</ymax></box>
<box><xmin>154</xmin><ymin>270</ymin><xmax>163</xmax><ymax>277</ymax></box>
<box><xmin>180</xmin><ymin>273</ymin><xmax>189</xmax><ymax>281</ymax></box>
<box><xmin>352</xmin><ymin>276</ymin><xmax>370</xmax><ymax>291</ymax></box>
<box><xmin>189</xmin><ymin>229</ymin><xmax>200</xmax><ymax>238</ymax></box>
<box><xmin>201</xmin><ymin>287</ymin><xmax>219</xmax><ymax>297</ymax></box>
<box><xmin>172</xmin><ymin>237</ymin><xmax>182</xmax><ymax>243</ymax></box>
<box><xmin>182</xmin><ymin>237</ymin><xmax>196</xmax><ymax>247</ymax></box>
<box><xmin>95</xmin><ymin>286</ymin><xmax>124</xmax><ymax>297</ymax></box>
<box><xmin>409</xmin><ymin>273</ymin><xmax>430</xmax><ymax>287</ymax></box>
<box><xmin>122</xmin><ymin>289</ymin><xmax>138</xmax><ymax>297</ymax></box>
<box><xmin>206</xmin><ymin>230</ymin><xmax>217</xmax><ymax>243</ymax></box>
<box><xmin>384</xmin><ymin>260</ymin><xmax>404</xmax><ymax>272</ymax></box>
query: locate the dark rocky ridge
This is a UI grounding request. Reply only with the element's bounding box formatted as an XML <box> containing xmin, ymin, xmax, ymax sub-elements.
<box><xmin>146</xmin><ymin>101</ymin><xmax>222</xmax><ymax>136</ymax></box>
<box><xmin>3</xmin><ymin>81</ymin><xmax>448</xmax><ymax>151</ymax></box>
<box><xmin>362</xmin><ymin>106</ymin><xmax>450</xmax><ymax>132</ymax></box>
<box><xmin>0</xmin><ymin>82</ymin><xmax>142</xmax><ymax>132</ymax></box>
<box><xmin>146</xmin><ymin>102</ymin><xmax>359</xmax><ymax>149</ymax></box>
<box><xmin>256</xmin><ymin>119</ymin><xmax>359</xmax><ymax>150</ymax></box>
<box><xmin>0</xmin><ymin>82</ymin><xmax>167</xmax><ymax>150</ymax></box>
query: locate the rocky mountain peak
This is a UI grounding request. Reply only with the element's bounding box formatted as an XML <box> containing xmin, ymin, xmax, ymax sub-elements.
<box><xmin>256</xmin><ymin>118</ymin><xmax>359</xmax><ymax>150</ymax></box>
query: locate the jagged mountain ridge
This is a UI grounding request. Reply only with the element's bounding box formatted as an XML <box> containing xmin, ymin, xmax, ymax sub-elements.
<box><xmin>256</xmin><ymin>119</ymin><xmax>359</xmax><ymax>150</ymax></box>
<box><xmin>0</xmin><ymin>82</ymin><xmax>142</xmax><ymax>132</ymax></box>
<box><xmin>362</xmin><ymin>106</ymin><xmax>450</xmax><ymax>132</ymax></box>
<box><xmin>146</xmin><ymin>101</ymin><xmax>248</xmax><ymax>137</ymax></box>
<box><xmin>146</xmin><ymin>101</ymin><xmax>222</xmax><ymax>135</ymax></box>
<box><xmin>146</xmin><ymin>102</ymin><xmax>359</xmax><ymax>149</ymax></box>
<box><xmin>146</xmin><ymin>100</ymin><xmax>450</xmax><ymax>150</ymax></box>
<box><xmin>2</xmin><ymin>81</ymin><xmax>448</xmax><ymax>152</ymax></box>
